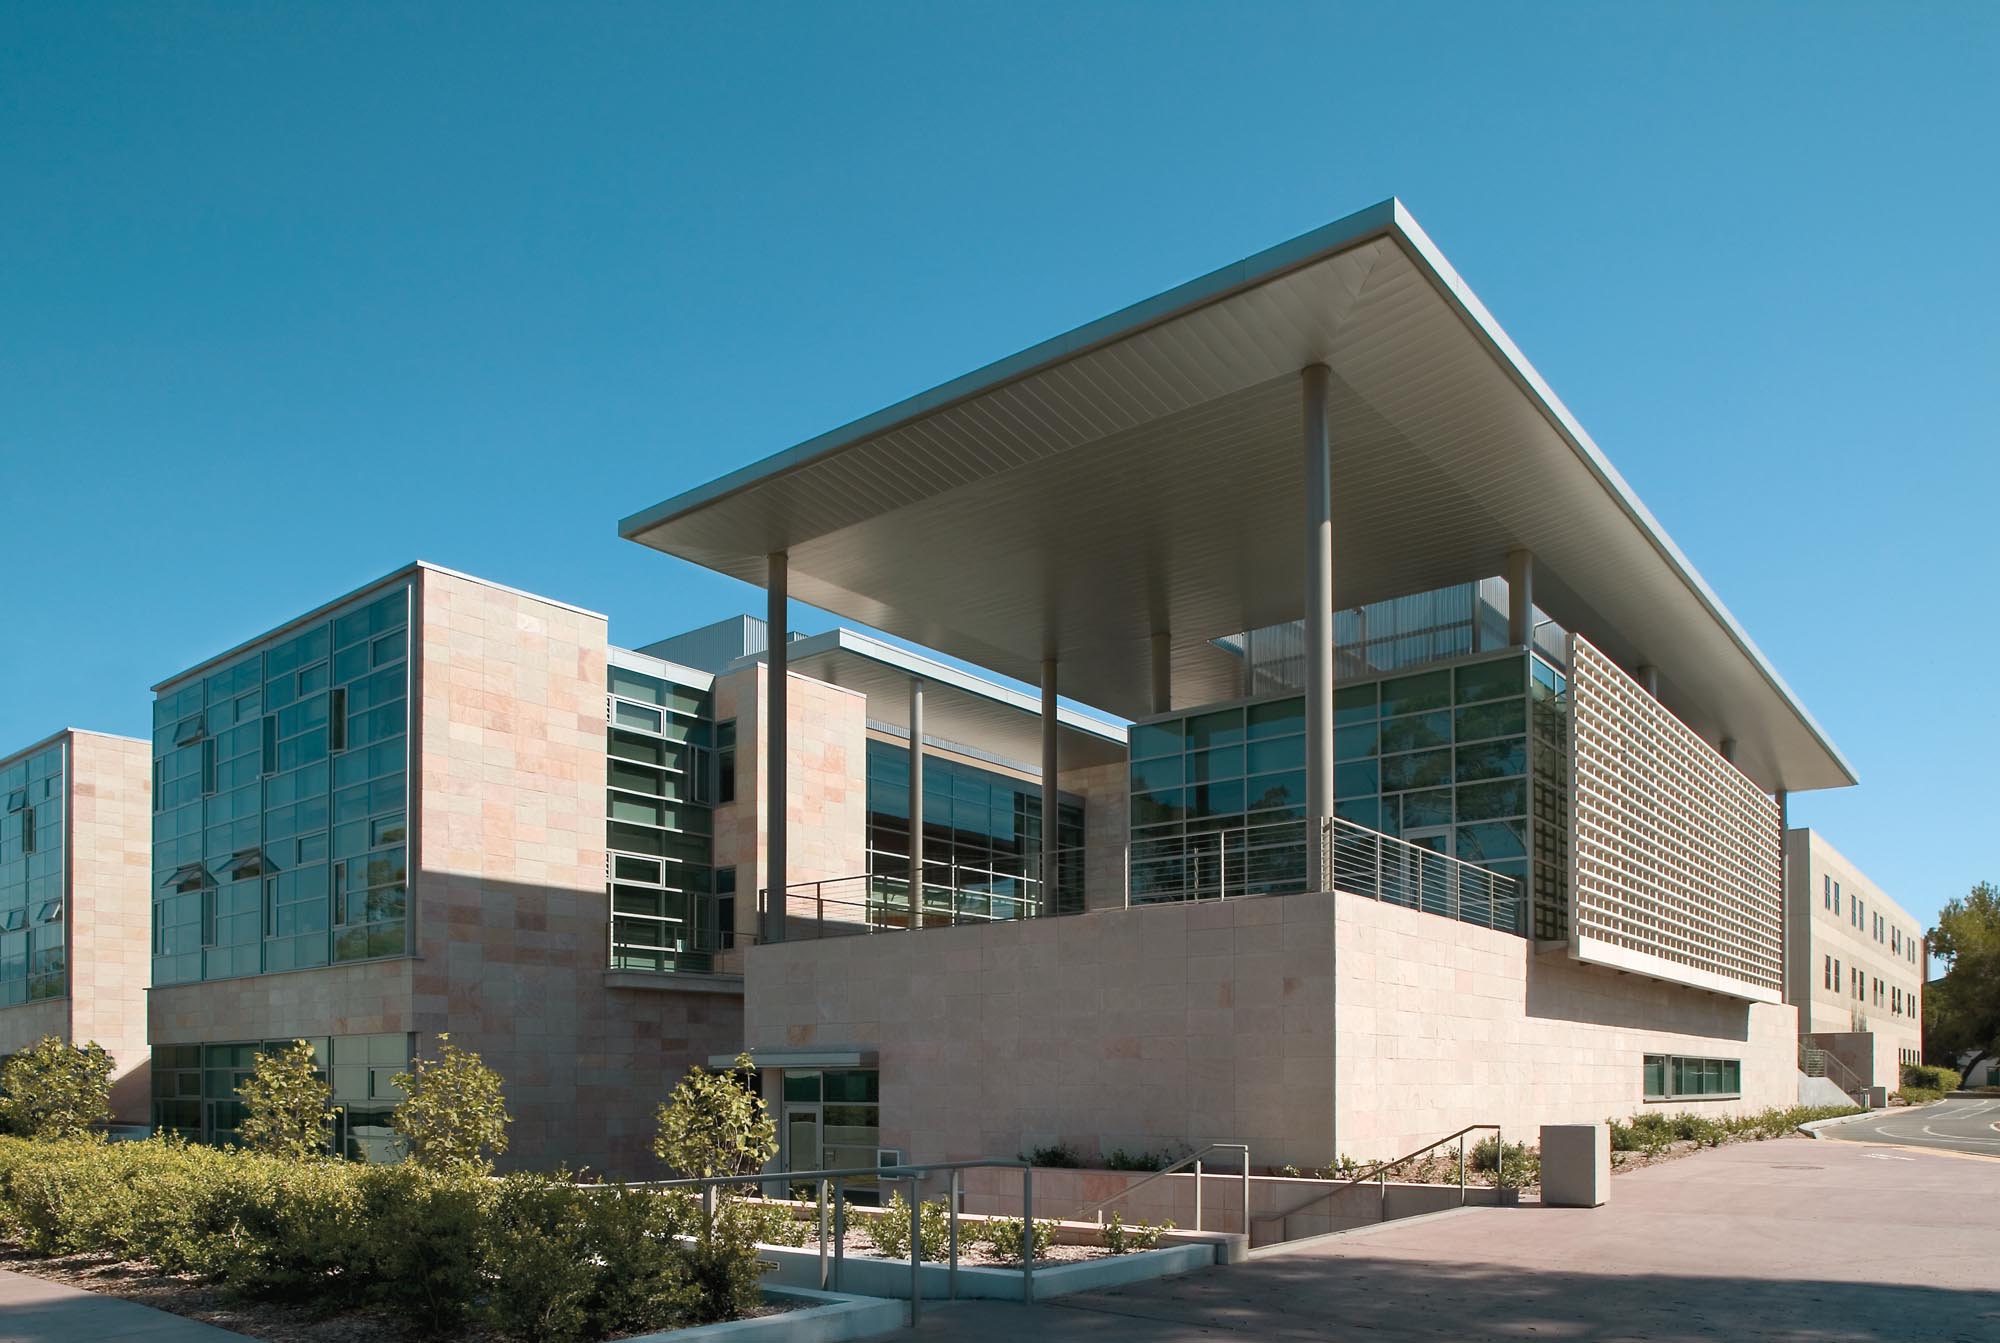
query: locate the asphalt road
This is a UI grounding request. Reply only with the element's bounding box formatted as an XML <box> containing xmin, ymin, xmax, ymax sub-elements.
<box><xmin>1820</xmin><ymin>1095</ymin><xmax>2000</xmax><ymax>1156</ymax></box>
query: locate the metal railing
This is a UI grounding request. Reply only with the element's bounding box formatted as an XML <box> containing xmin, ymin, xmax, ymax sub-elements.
<box><xmin>599</xmin><ymin>1157</ymin><xmax>1039</xmax><ymax>1326</ymax></box>
<box><xmin>1322</xmin><ymin>816</ymin><xmax>1524</xmax><ymax>934</ymax></box>
<box><xmin>608</xmin><ymin>908</ymin><xmax>732</xmax><ymax>974</ymax></box>
<box><xmin>754</xmin><ymin>816</ymin><xmax>1524</xmax><ymax>943</ymax></box>
<box><xmin>1254</xmin><ymin>1123</ymin><xmax>1503</xmax><ymax>1241</ymax></box>
<box><xmin>1799</xmin><ymin>1040</ymin><xmax>1869</xmax><ymax>1099</ymax></box>
<box><xmin>1075</xmin><ymin>1143</ymin><xmax>1251</xmax><ymax>1235</ymax></box>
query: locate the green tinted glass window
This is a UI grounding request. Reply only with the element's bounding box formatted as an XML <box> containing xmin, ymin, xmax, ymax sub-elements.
<box><xmin>1380</xmin><ymin>711</ymin><xmax>1451</xmax><ymax>754</ymax></box>
<box><xmin>1186</xmin><ymin>708</ymin><xmax>1244</xmax><ymax>750</ymax></box>
<box><xmin>1333</xmin><ymin>684</ymin><xmax>1378</xmax><ymax>726</ymax></box>
<box><xmin>1455</xmin><ymin>659</ymin><xmax>1523</xmax><ymax>705</ymax></box>
<box><xmin>1381</xmin><ymin>669</ymin><xmax>1451</xmax><ymax>717</ymax></box>
<box><xmin>1129</xmin><ymin>721</ymin><xmax>1183</xmax><ymax>760</ymax></box>
<box><xmin>1247</xmin><ymin>699</ymin><xmax>1305</xmax><ymax>739</ymax></box>
<box><xmin>1455</xmin><ymin>699</ymin><xmax>1526</xmax><ymax>742</ymax></box>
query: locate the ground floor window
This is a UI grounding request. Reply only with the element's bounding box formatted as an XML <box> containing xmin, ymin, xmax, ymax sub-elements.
<box><xmin>151</xmin><ymin>1032</ymin><xmax>412</xmax><ymax>1159</ymax></box>
<box><xmin>1644</xmin><ymin>1053</ymin><xmax>1741</xmax><ymax>1101</ymax></box>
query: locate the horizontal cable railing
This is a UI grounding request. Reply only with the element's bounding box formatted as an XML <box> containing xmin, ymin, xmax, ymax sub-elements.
<box><xmin>608</xmin><ymin>908</ymin><xmax>733</xmax><ymax>974</ymax></box>
<box><xmin>1322</xmin><ymin>816</ymin><xmax>1524</xmax><ymax>934</ymax></box>
<box><xmin>755</xmin><ymin>817</ymin><xmax>1523</xmax><ymax>942</ymax></box>
<box><xmin>1254</xmin><ymin>1123</ymin><xmax>1501</xmax><ymax>1238</ymax></box>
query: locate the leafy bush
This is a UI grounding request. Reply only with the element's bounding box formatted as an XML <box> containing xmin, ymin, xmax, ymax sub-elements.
<box><xmin>1470</xmin><ymin>1137</ymin><xmax>1540</xmax><ymax>1187</ymax></box>
<box><xmin>236</xmin><ymin>1040</ymin><xmax>339</xmax><ymax>1160</ymax></box>
<box><xmin>1026</xmin><ymin>1142</ymin><xmax>1085</xmax><ymax>1168</ymax></box>
<box><xmin>732</xmin><ymin>1198</ymin><xmax>809</xmax><ymax>1247</ymax></box>
<box><xmin>1103</xmin><ymin>1146</ymin><xmax>1179</xmax><ymax>1172</ymax></box>
<box><xmin>1901</xmin><ymin>1063</ymin><xmax>1961</xmax><ymax>1098</ymax></box>
<box><xmin>980</xmin><ymin>1214</ymin><xmax>1057</xmax><ymax>1264</ymax></box>
<box><xmin>214</xmin><ymin>1156</ymin><xmax>370</xmax><ymax>1302</ymax></box>
<box><xmin>358</xmin><ymin>1166</ymin><xmax>491</xmax><ymax>1333</ymax></box>
<box><xmin>393</xmin><ymin>1034</ymin><xmax>510</xmax><ymax>1174</ymax></box>
<box><xmin>0</xmin><ymin>1037</ymin><xmax>113</xmax><ymax>1139</ymax></box>
<box><xmin>655</xmin><ymin>1052</ymin><xmax>776</xmax><ymax>1183</ymax></box>
<box><xmin>1102</xmin><ymin>1211</ymin><xmax>1173</xmax><ymax>1254</ymax></box>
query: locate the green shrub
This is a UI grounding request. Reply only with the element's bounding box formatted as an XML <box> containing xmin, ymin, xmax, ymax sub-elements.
<box><xmin>393</xmin><ymin>1034</ymin><xmax>510</xmax><ymax>1175</ymax></box>
<box><xmin>236</xmin><ymin>1040</ymin><xmax>339</xmax><ymax>1161</ymax></box>
<box><xmin>357</xmin><ymin>1165</ymin><xmax>491</xmax><ymax>1333</ymax></box>
<box><xmin>0</xmin><ymin>1037</ymin><xmax>113</xmax><ymax>1139</ymax></box>
<box><xmin>4</xmin><ymin>1136</ymin><xmax>123</xmax><ymax>1254</ymax></box>
<box><xmin>1103</xmin><ymin>1147</ymin><xmax>1178</xmax><ymax>1172</ymax></box>
<box><xmin>1102</xmin><ymin>1211</ymin><xmax>1173</xmax><ymax>1254</ymax></box>
<box><xmin>214</xmin><ymin>1156</ymin><xmax>369</xmax><ymax>1302</ymax></box>
<box><xmin>732</xmin><ymin>1198</ymin><xmax>809</xmax><ymax>1247</ymax></box>
<box><xmin>655</xmin><ymin>1053</ymin><xmax>776</xmax><ymax>1183</ymax></box>
<box><xmin>981</xmin><ymin>1214</ymin><xmax>1057</xmax><ymax>1264</ymax></box>
<box><xmin>483</xmin><ymin>1173</ymin><xmax>599</xmax><ymax>1342</ymax></box>
<box><xmin>1901</xmin><ymin>1063</ymin><xmax>1962</xmax><ymax>1096</ymax></box>
<box><xmin>1026</xmin><ymin>1142</ymin><xmax>1084</xmax><ymax>1168</ymax></box>
<box><xmin>1470</xmin><ymin>1137</ymin><xmax>1540</xmax><ymax>1187</ymax></box>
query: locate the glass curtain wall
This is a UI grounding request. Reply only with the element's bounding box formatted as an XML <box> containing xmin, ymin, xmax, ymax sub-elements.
<box><xmin>605</xmin><ymin>662</ymin><xmax>720</xmax><ymax>972</ymax></box>
<box><xmin>0</xmin><ymin>742</ymin><xmax>66</xmax><ymax>1005</ymax></box>
<box><xmin>151</xmin><ymin>584</ymin><xmax>411</xmax><ymax>987</ymax></box>
<box><xmin>864</xmin><ymin>740</ymin><xmax>1085</xmax><ymax>921</ymax></box>
<box><xmin>1128</xmin><ymin>649</ymin><xmax>1571</xmax><ymax>936</ymax></box>
<box><xmin>151</xmin><ymin>1033</ymin><xmax>412</xmax><ymax>1158</ymax></box>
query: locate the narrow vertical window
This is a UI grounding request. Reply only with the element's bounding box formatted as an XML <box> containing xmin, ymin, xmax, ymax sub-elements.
<box><xmin>328</xmin><ymin>687</ymin><xmax>347</xmax><ymax>752</ymax></box>
<box><xmin>262</xmin><ymin>714</ymin><xmax>278</xmax><ymax>775</ymax></box>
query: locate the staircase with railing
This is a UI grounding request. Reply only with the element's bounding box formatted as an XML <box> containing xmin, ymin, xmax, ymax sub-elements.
<box><xmin>1249</xmin><ymin>1123</ymin><xmax>1504</xmax><ymax>1248</ymax></box>
<box><xmin>1799</xmin><ymin>1040</ymin><xmax>1870</xmax><ymax>1101</ymax></box>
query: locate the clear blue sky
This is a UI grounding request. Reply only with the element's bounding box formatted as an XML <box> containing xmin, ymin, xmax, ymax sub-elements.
<box><xmin>4</xmin><ymin>5</ymin><xmax>1993</xmax><ymax>936</ymax></box>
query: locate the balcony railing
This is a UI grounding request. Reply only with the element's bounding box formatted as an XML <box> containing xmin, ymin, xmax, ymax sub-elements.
<box><xmin>608</xmin><ymin>908</ymin><xmax>732</xmax><ymax>974</ymax></box>
<box><xmin>756</xmin><ymin>815</ymin><xmax>1523</xmax><ymax>941</ymax></box>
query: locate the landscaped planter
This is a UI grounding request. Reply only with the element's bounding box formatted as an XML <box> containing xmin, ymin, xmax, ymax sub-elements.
<box><xmin>631</xmin><ymin>1286</ymin><xmax>905</xmax><ymax>1342</ymax></box>
<box><xmin>753</xmin><ymin>1239</ymin><xmax>1218</xmax><ymax>1301</ymax></box>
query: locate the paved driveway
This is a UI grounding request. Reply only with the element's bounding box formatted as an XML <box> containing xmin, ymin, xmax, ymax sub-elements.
<box><xmin>1820</xmin><ymin>1096</ymin><xmax>2000</xmax><ymax>1157</ymax></box>
<box><xmin>882</xmin><ymin>1138</ymin><xmax>2000</xmax><ymax>1342</ymax></box>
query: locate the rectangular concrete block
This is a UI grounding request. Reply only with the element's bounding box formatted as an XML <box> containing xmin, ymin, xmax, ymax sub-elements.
<box><xmin>1539</xmin><ymin>1123</ymin><xmax>1609</xmax><ymax>1208</ymax></box>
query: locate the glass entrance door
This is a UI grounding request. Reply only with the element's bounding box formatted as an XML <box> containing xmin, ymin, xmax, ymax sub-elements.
<box><xmin>784</xmin><ymin>1105</ymin><xmax>822</xmax><ymax>1177</ymax></box>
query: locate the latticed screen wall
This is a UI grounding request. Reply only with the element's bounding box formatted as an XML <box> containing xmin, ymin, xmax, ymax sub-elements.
<box><xmin>1568</xmin><ymin>635</ymin><xmax>1783</xmax><ymax>1000</ymax></box>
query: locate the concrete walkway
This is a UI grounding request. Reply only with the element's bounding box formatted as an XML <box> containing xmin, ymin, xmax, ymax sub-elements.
<box><xmin>877</xmin><ymin>1138</ymin><xmax>2000</xmax><ymax>1342</ymax></box>
<box><xmin>0</xmin><ymin>1270</ymin><xmax>245</xmax><ymax>1341</ymax></box>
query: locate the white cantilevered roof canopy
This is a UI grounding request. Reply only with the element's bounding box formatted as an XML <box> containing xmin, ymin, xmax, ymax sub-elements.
<box><xmin>773</xmin><ymin>628</ymin><xmax>1127</xmax><ymax>773</ymax></box>
<box><xmin>621</xmin><ymin>199</ymin><xmax>1854</xmax><ymax>796</ymax></box>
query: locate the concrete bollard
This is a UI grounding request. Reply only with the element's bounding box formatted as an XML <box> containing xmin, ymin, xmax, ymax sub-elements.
<box><xmin>1539</xmin><ymin>1124</ymin><xmax>1609</xmax><ymax>1208</ymax></box>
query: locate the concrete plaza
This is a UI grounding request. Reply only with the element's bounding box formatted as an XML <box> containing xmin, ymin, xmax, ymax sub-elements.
<box><xmin>882</xmin><ymin>1138</ymin><xmax>2000</xmax><ymax>1342</ymax></box>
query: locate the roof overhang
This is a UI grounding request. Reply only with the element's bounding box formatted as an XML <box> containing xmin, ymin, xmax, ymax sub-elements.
<box><xmin>769</xmin><ymin>629</ymin><xmax>1126</xmax><ymax>773</ymax></box>
<box><xmin>622</xmin><ymin>198</ymin><xmax>1854</xmax><ymax>794</ymax></box>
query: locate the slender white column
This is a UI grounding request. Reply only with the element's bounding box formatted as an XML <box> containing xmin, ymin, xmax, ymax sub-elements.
<box><xmin>908</xmin><ymin>678</ymin><xmax>925</xmax><ymax>908</ymax></box>
<box><xmin>1302</xmin><ymin>364</ymin><xmax>1334</xmax><ymax>888</ymax></box>
<box><xmin>766</xmin><ymin>552</ymin><xmax>788</xmax><ymax>943</ymax></box>
<box><xmin>1720</xmin><ymin>737</ymin><xmax>1738</xmax><ymax>765</ymax></box>
<box><xmin>1507</xmin><ymin>548</ymin><xmax>1535</xmax><ymax>648</ymax></box>
<box><xmin>1637</xmin><ymin>664</ymin><xmax>1660</xmax><ymax>696</ymax></box>
<box><xmin>1040</xmin><ymin>658</ymin><xmax>1059</xmax><ymax>916</ymax></box>
<box><xmin>1149</xmin><ymin>631</ymin><xmax>1172</xmax><ymax>715</ymax></box>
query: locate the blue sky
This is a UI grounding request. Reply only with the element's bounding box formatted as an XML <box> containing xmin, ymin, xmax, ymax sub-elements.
<box><xmin>4</xmin><ymin>4</ymin><xmax>1993</xmax><ymax>936</ymax></box>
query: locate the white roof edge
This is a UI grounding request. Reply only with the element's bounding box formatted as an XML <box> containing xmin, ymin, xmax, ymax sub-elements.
<box><xmin>608</xmin><ymin>644</ymin><xmax>716</xmax><ymax>692</ymax></box>
<box><xmin>782</xmin><ymin>628</ymin><xmax>1128</xmax><ymax>744</ymax></box>
<box><xmin>619</xmin><ymin>197</ymin><xmax>1848</xmax><ymax>787</ymax></box>
<box><xmin>617</xmin><ymin>200</ymin><xmax>1403</xmax><ymax>539</ymax></box>
<box><xmin>154</xmin><ymin>561</ymin><xmax>609</xmax><ymax>693</ymax></box>
<box><xmin>1382</xmin><ymin>202</ymin><xmax>1855</xmax><ymax>788</ymax></box>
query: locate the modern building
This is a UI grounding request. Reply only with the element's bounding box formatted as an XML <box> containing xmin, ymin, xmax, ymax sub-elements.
<box><xmin>621</xmin><ymin>197</ymin><xmax>1860</xmax><ymax>1171</ymax></box>
<box><xmin>0</xmin><ymin>729</ymin><xmax>153</xmax><ymax>1122</ymax></box>
<box><xmin>142</xmin><ymin>564</ymin><xmax>1123</xmax><ymax>1175</ymax></box>
<box><xmin>1784</xmin><ymin>827</ymin><xmax>1925</xmax><ymax>1093</ymax></box>
<box><xmin>145</xmin><ymin>564</ymin><xmax>745</xmax><ymax>1171</ymax></box>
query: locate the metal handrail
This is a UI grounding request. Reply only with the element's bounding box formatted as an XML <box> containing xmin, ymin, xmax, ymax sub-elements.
<box><xmin>1075</xmin><ymin>1143</ymin><xmax>1251</xmax><ymax>1234</ymax></box>
<box><xmin>1255</xmin><ymin>1123</ymin><xmax>1504</xmax><ymax>1236</ymax></box>
<box><xmin>1800</xmin><ymin>1039</ymin><xmax>1869</xmax><ymax>1098</ymax></box>
<box><xmin>595</xmin><ymin>1156</ymin><xmax>1041</xmax><ymax>1324</ymax></box>
<box><xmin>1322</xmin><ymin>816</ymin><xmax>1524</xmax><ymax>934</ymax></box>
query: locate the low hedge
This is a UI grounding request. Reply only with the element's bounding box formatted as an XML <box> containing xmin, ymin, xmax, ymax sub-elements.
<box><xmin>1898</xmin><ymin>1064</ymin><xmax>1962</xmax><ymax>1104</ymax></box>
<box><xmin>0</xmin><ymin>1135</ymin><xmax>765</xmax><ymax>1341</ymax></box>
<box><xmin>1607</xmin><ymin>1104</ymin><xmax>1862</xmax><ymax>1155</ymax></box>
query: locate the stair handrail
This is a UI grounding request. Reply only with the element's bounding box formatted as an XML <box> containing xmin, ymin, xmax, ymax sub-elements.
<box><xmin>1800</xmin><ymin>1039</ymin><xmax>1870</xmax><ymax>1098</ymax></box>
<box><xmin>1074</xmin><ymin>1142</ymin><xmax>1251</xmax><ymax>1234</ymax></box>
<box><xmin>1254</xmin><ymin>1122</ymin><xmax>1502</xmax><ymax>1234</ymax></box>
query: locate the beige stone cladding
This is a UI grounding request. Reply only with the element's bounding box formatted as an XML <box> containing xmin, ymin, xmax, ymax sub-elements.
<box><xmin>745</xmin><ymin>895</ymin><xmax>1339</xmax><ymax>1168</ymax></box>
<box><xmin>1784</xmin><ymin>828</ymin><xmax>1925</xmax><ymax>1087</ymax></box>
<box><xmin>0</xmin><ymin>730</ymin><xmax>153</xmax><ymax>1123</ymax></box>
<box><xmin>712</xmin><ymin>663</ymin><xmax>867</xmax><ymax>942</ymax></box>
<box><xmin>747</xmin><ymin>887</ymin><xmax>1798</xmax><ymax>1171</ymax></box>
<box><xmin>1333</xmin><ymin>890</ymin><xmax>1797</xmax><ymax>1160</ymax></box>
<box><xmin>1058</xmin><ymin>760</ymin><xmax>1128</xmax><ymax>912</ymax></box>
<box><xmin>64</xmin><ymin>732</ymin><xmax>154</xmax><ymax>1121</ymax></box>
<box><xmin>411</xmin><ymin>568</ymin><xmax>740</xmax><ymax>1177</ymax></box>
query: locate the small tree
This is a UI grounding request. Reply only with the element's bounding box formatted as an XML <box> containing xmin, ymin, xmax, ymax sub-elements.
<box><xmin>0</xmin><ymin>1036</ymin><xmax>113</xmax><ymax>1139</ymax></box>
<box><xmin>392</xmin><ymin>1033</ymin><xmax>510</xmax><ymax>1173</ymax></box>
<box><xmin>653</xmin><ymin>1053</ymin><xmax>776</xmax><ymax>1182</ymax></box>
<box><xmin>236</xmin><ymin>1039</ymin><xmax>339</xmax><ymax>1160</ymax></box>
